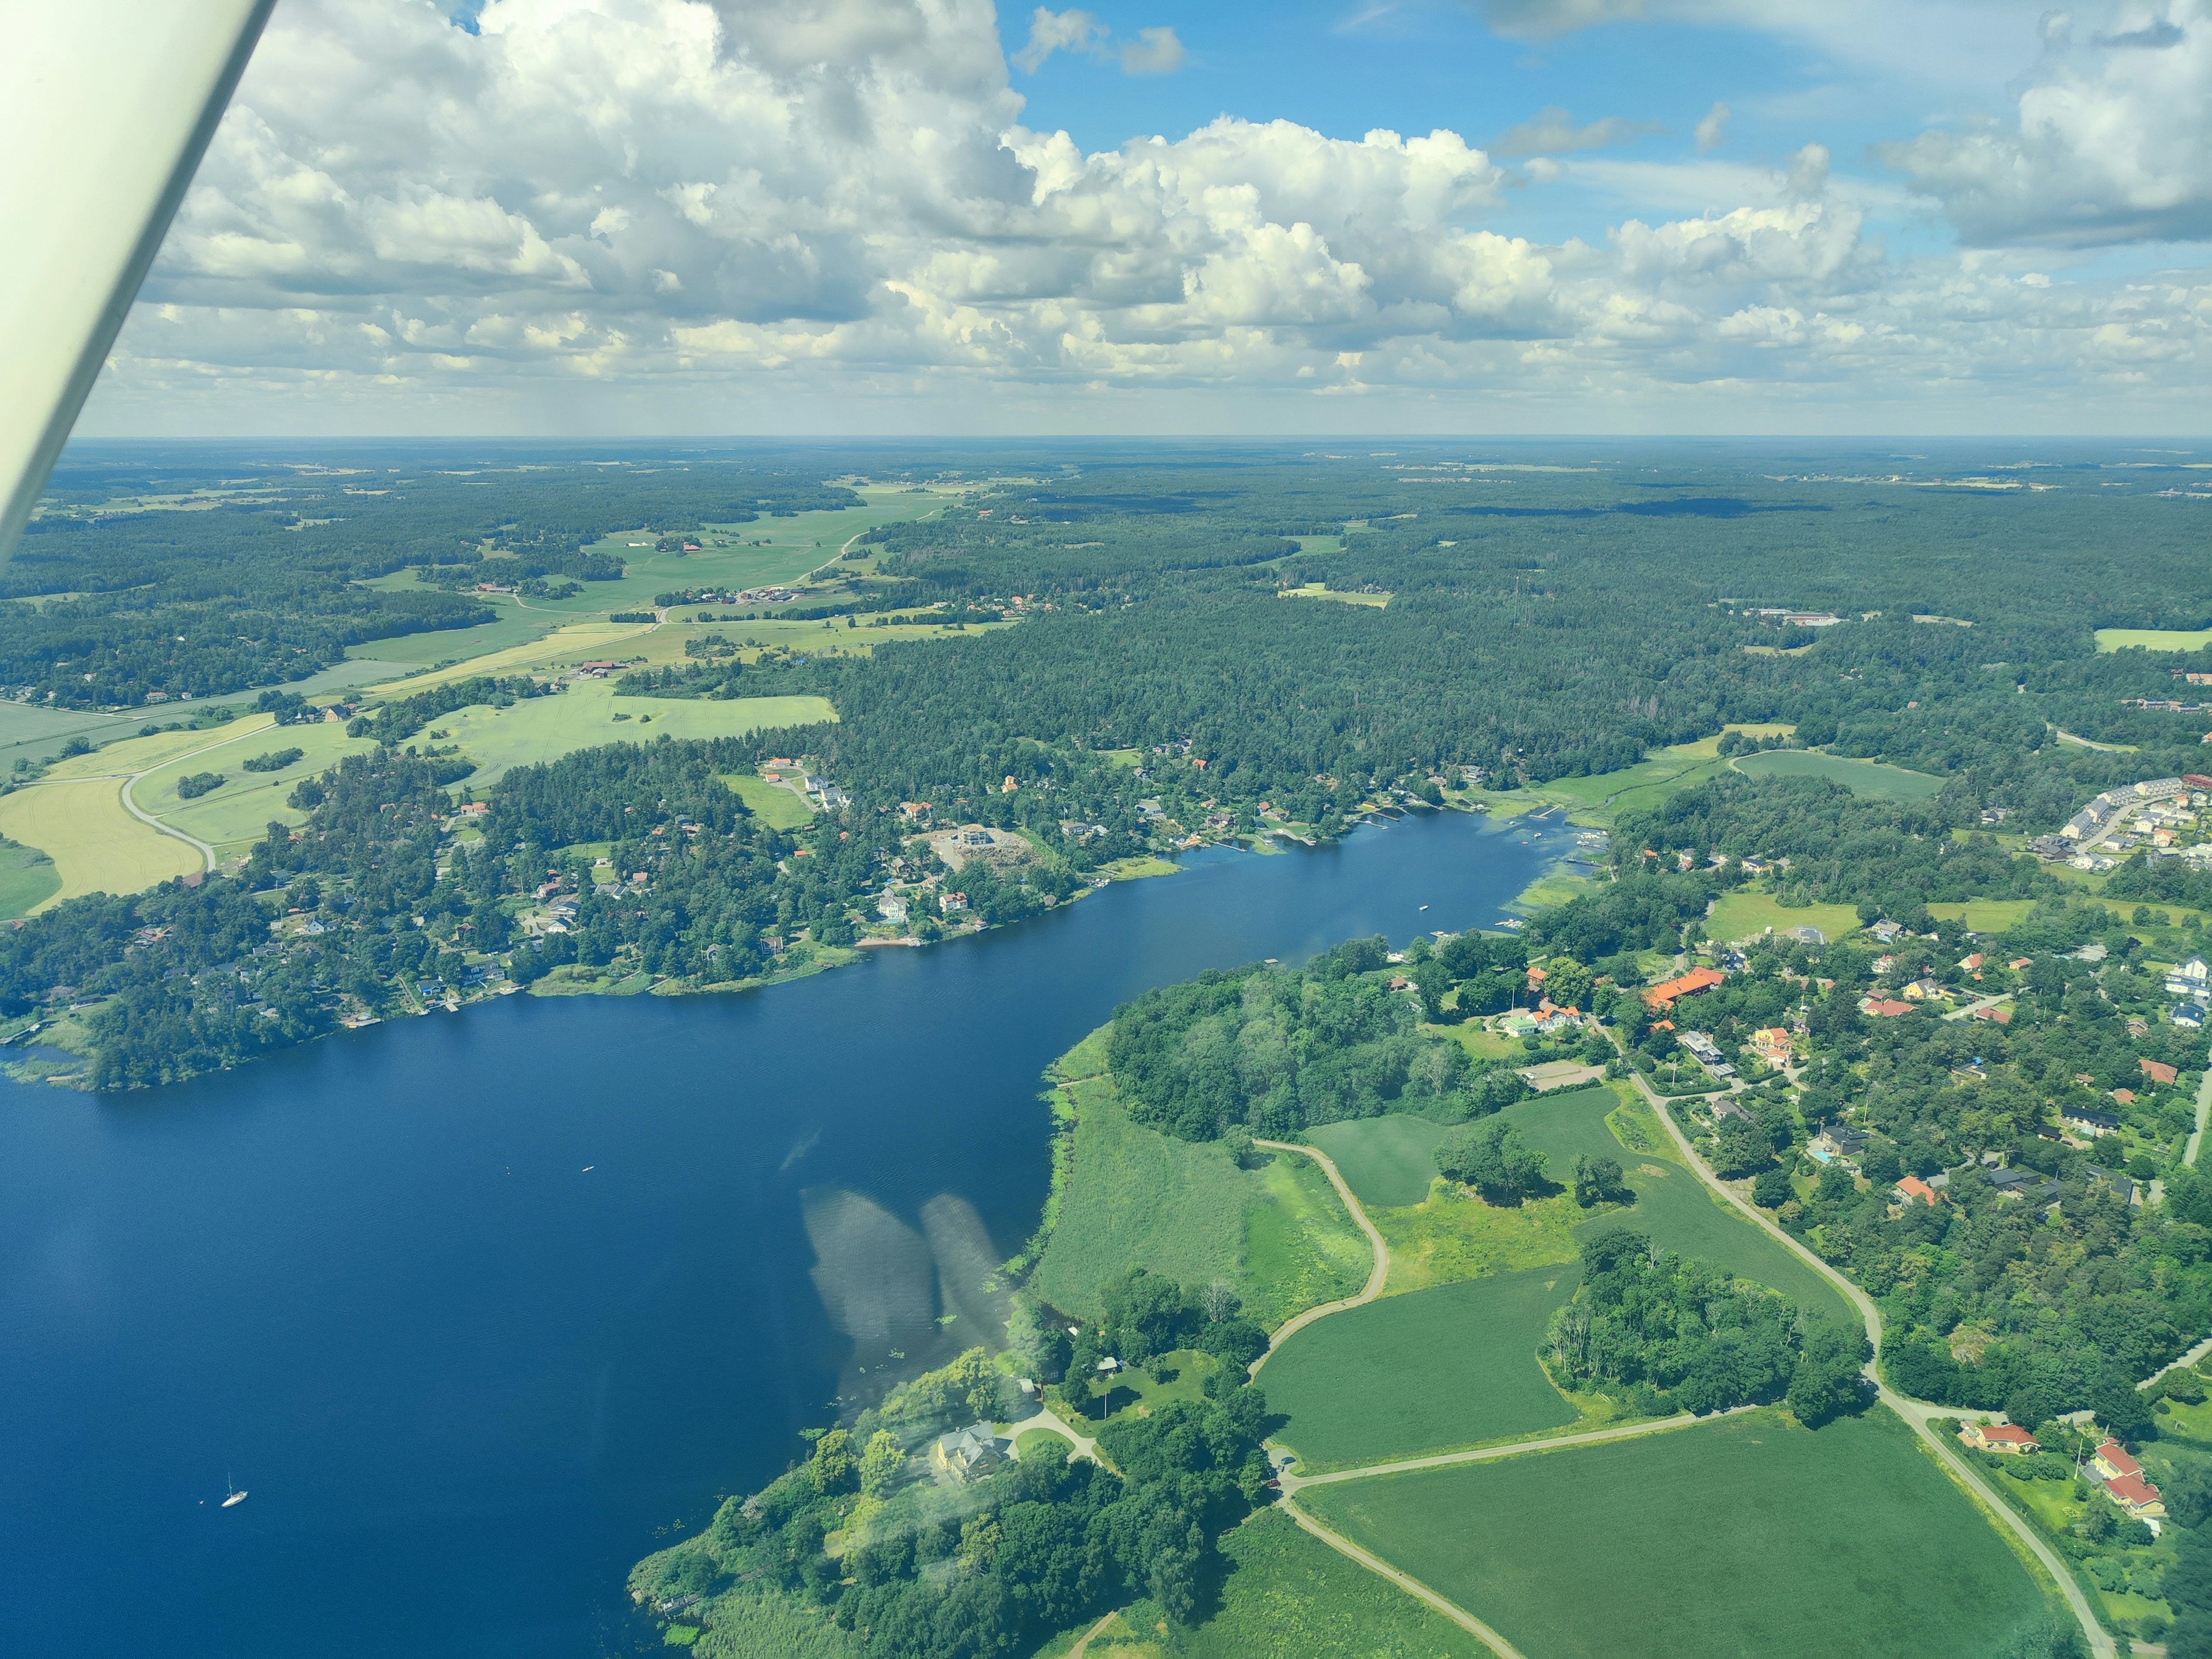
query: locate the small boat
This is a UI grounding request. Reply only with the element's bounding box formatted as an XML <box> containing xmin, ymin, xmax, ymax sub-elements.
<box><xmin>1418</xmin><ymin>904</ymin><xmax>1429</xmax><ymax>911</ymax></box>
<box><xmin>221</xmin><ymin>1474</ymin><xmax>247</xmax><ymax>1508</ymax></box>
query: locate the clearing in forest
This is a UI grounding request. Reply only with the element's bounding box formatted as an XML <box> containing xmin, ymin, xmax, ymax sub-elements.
<box><xmin>1705</xmin><ymin>889</ymin><xmax>1863</xmax><ymax>946</ymax></box>
<box><xmin>418</xmin><ymin>681</ymin><xmax>834</xmax><ymax>789</ymax></box>
<box><xmin>1730</xmin><ymin>748</ymin><xmax>1944</xmax><ymax>800</ymax></box>
<box><xmin>1263</xmin><ymin>1267</ymin><xmax>1583</xmax><ymax>1470</ymax></box>
<box><xmin>1301</xmin><ymin>1408</ymin><xmax>2051</xmax><ymax>1659</ymax></box>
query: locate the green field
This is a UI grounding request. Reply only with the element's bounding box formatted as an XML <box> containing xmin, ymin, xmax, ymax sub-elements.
<box><xmin>1306</xmin><ymin>1114</ymin><xmax>1450</xmax><ymax>1207</ymax></box>
<box><xmin>2097</xmin><ymin>627</ymin><xmax>2212</xmax><ymax>653</ymax></box>
<box><xmin>1278</xmin><ymin>584</ymin><xmax>1391</xmax><ymax>608</ymax></box>
<box><xmin>0</xmin><ymin>836</ymin><xmax>61</xmax><ymax>918</ymax></box>
<box><xmin>1927</xmin><ymin>899</ymin><xmax>2038</xmax><ymax>931</ymax></box>
<box><xmin>1032</xmin><ymin>1075</ymin><xmax>1366</xmax><ymax>1328</ymax></box>
<box><xmin>1494</xmin><ymin>1088</ymin><xmax>1853</xmax><ymax>1324</ymax></box>
<box><xmin>1265</xmin><ymin>1268</ymin><xmax>1582</xmax><ymax>1469</ymax></box>
<box><xmin>1731</xmin><ymin>749</ymin><xmax>1945</xmax><ymax>800</ymax></box>
<box><xmin>1476</xmin><ymin>727</ymin><xmax>1796</xmax><ymax>825</ymax></box>
<box><xmin>0</xmin><ymin>701</ymin><xmax>148</xmax><ymax>771</ymax></box>
<box><xmin>727</xmin><ymin>773</ymin><xmax>817</xmax><ymax>830</ymax></box>
<box><xmin>0</xmin><ymin>775</ymin><xmax>203</xmax><ymax>905</ymax></box>
<box><xmin>418</xmin><ymin>681</ymin><xmax>835</xmax><ymax>789</ymax></box>
<box><xmin>1706</xmin><ymin>889</ymin><xmax>1863</xmax><ymax>946</ymax></box>
<box><xmin>139</xmin><ymin>719</ymin><xmax>377</xmax><ymax>854</ymax></box>
<box><xmin>1302</xmin><ymin>1408</ymin><xmax>2051</xmax><ymax>1659</ymax></box>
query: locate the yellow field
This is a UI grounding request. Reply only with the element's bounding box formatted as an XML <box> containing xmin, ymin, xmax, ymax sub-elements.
<box><xmin>2096</xmin><ymin>628</ymin><xmax>2212</xmax><ymax>653</ymax></box>
<box><xmin>0</xmin><ymin>777</ymin><xmax>202</xmax><ymax>908</ymax></box>
<box><xmin>622</xmin><ymin>616</ymin><xmax>1007</xmax><ymax>669</ymax></box>
<box><xmin>1278</xmin><ymin>584</ymin><xmax>1391</xmax><ymax>608</ymax></box>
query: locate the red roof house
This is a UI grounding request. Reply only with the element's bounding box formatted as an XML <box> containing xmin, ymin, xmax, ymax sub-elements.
<box><xmin>1645</xmin><ymin>966</ymin><xmax>1725</xmax><ymax>1009</ymax></box>
<box><xmin>2143</xmin><ymin>1058</ymin><xmax>2180</xmax><ymax>1086</ymax></box>
<box><xmin>1895</xmin><ymin>1176</ymin><xmax>1941</xmax><ymax>1207</ymax></box>
<box><xmin>1959</xmin><ymin>1423</ymin><xmax>2039</xmax><ymax>1454</ymax></box>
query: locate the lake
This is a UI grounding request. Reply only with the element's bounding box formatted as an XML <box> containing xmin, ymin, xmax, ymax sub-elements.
<box><xmin>0</xmin><ymin>809</ymin><xmax>1571</xmax><ymax>1657</ymax></box>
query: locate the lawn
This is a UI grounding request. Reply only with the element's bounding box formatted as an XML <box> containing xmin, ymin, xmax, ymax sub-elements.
<box><xmin>1706</xmin><ymin>889</ymin><xmax>1863</xmax><ymax>946</ymax></box>
<box><xmin>1031</xmin><ymin>1076</ymin><xmax>1366</xmax><ymax>1330</ymax></box>
<box><xmin>1305</xmin><ymin>1114</ymin><xmax>1450</xmax><ymax>1207</ymax></box>
<box><xmin>415</xmin><ymin>680</ymin><xmax>835</xmax><ymax>789</ymax></box>
<box><xmin>2097</xmin><ymin>628</ymin><xmax>2212</xmax><ymax>653</ymax></box>
<box><xmin>1927</xmin><ymin>899</ymin><xmax>2039</xmax><ymax>932</ymax></box>
<box><xmin>0</xmin><ymin>836</ymin><xmax>60</xmax><ymax>919</ymax></box>
<box><xmin>1263</xmin><ymin>1268</ymin><xmax>1582</xmax><ymax>1469</ymax></box>
<box><xmin>1730</xmin><ymin>749</ymin><xmax>1945</xmax><ymax>800</ymax></box>
<box><xmin>0</xmin><ymin>777</ymin><xmax>202</xmax><ymax>907</ymax></box>
<box><xmin>1494</xmin><ymin>1087</ymin><xmax>1853</xmax><ymax>1324</ymax></box>
<box><xmin>1302</xmin><ymin>1408</ymin><xmax>2051</xmax><ymax>1659</ymax></box>
<box><xmin>726</xmin><ymin>772</ymin><xmax>817</xmax><ymax>830</ymax></box>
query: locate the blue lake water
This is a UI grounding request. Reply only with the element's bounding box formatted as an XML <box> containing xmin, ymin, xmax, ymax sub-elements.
<box><xmin>0</xmin><ymin>810</ymin><xmax>1571</xmax><ymax>1657</ymax></box>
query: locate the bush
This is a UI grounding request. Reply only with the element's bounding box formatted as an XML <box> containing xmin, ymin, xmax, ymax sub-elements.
<box><xmin>175</xmin><ymin>772</ymin><xmax>224</xmax><ymax>799</ymax></box>
<box><xmin>1435</xmin><ymin>1119</ymin><xmax>1549</xmax><ymax>1204</ymax></box>
<box><xmin>242</xmin><ymin>747</ymin><xmax>305</xmax><ymax>773</ymax></box>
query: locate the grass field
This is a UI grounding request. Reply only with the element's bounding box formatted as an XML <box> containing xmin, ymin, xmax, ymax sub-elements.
<box><xmin>1495</xmin><ymin>1086</ymin><xmax>1853</xmax><ymax>1323</ymax></box>
<box><xmin>1302</xmin><ymin>1408</ymin><xmax>2050</xmax><ymax>1659</ymax></box>
<box><xmin>1031</xmin><ymin>1077</ymin><xmax>1366</xmax><ymax>1328</ymax></box>
<box><xmin>2097</xmin><ymin>628</ymin><xmax>2212</xmax><ymax>653</ymax></box>
<box><xmin>1264</xmin><ymin>1268</ymin><xmax>1582</xmax><ymax>1469</ymax></box>
<box><xmin>0</xmin><ymin>777</ymin><xmax>203</xmax><ymax>906</ymax></box>
<box><xmin>1371</xmin><ymin>1187</ymin><xmax>1582</xmax><ymax>1295</ymax></box>
<box><xmin>419</xmin><ymin>681</ymin><xmax>835</xmax><ymax>789</ymax></box>
<box><xmin>727</xmin><ymin>773</ymin><xmax>817</xmax><ymax>830</ymax></box>
<box><xmin>1706</xmin><ymin>889</ymin><xmax>1863</xmax><ymax>946</ymax></box>
<box><xmin>0</xmin><ymin>837</ymin><xmax>60</xmax><ymax>919</ymax></box>
<box><xmin>0</xmin><ymin>702</ymin><xmax>149</xmax><ymax>771</ymax></box>
<box><xmin>1278</xmin><ymin>584</ymin><xmax>1391</xmax><ymax>608</ymax></box>
<box><xmin>1927</xmin><ymin>899</ymin><xmax>2039</xmax><ymax>931</ymax></box>
<box><xmin>613</xmin><ymin>615</ymin><xmax>1008</xmax><ymax>669</ymax></box>
<box><xmin>138</xmin><ymin>719</ymin><xmax>377</xmax><ymax>855</ymax></box>
<box><xmin>1731</xmin><ymin>749</ymin><xmax>1945</xmax><ymax>800</ymax></box>
<box><xmin>368</xmin><ymin>619</ymin><xmax>660</xmax><ymax>695</ymax></box>
<box><xmin>1306</xmin><ymin>1114</ymin><xmax>1451</xmax><ymax>1207</ymax></box>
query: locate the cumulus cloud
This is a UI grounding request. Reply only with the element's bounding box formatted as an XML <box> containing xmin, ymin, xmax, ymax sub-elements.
<box><xmin>1883</xmin><ymin>0</ymin><xmax>2212</xmax><ymax>246</ymax></box>
<box><xmin>77</xmin><ymin>0</ymin><xmax>2212</xmax><ymax>431</ymax></box>
<box><xmin>1490</xmin><ymin>106</ymin><xmax>1663</xmax><ymax>157</ymax></box>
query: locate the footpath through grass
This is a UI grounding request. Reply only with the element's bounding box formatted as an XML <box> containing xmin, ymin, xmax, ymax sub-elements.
<box><xmin>1304</xmin><ymin>1407</ymin><xmax>2052</xmax><ymax>1659</ymax></box>
<box><xmin>1264</xmin><ymin>1267</ymin><xmax>1582</xmax><ymax>1469</ymax></box>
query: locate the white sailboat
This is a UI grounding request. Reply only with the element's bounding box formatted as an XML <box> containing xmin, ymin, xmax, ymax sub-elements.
<box><xmin>221</xmin><ymin>1472</ymin><xmax>247</xmax><ymax>1509</ymax></box>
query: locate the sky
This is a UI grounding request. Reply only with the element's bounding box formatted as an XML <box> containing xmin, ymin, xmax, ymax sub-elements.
<box><xmin>74</xmin><ymin>0</ymin><xmax>2212</xmax><ymax>437</ymax></box>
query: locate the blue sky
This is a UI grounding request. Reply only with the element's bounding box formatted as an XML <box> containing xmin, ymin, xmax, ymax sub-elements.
<box><xmin>78</xmin><ymin>0</ymin><xmax>2212</xmax><ymax>435</ymax></box>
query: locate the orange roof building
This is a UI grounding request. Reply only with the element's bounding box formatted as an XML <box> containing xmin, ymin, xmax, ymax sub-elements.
<box><xmin>1645</xmin><ymin>966</ymin><xmax>1724</xmax><ymax>1009</ymax></box>
<box><xmin>2143</xmin><ymin>1058</ymin><xmax>2180</xmax><ymax>1086</ymax></box>
<box><xmin>1896</xmin><ymin>1176</ymin><xmax>1942</xmax><ymax>1207</ymax></box>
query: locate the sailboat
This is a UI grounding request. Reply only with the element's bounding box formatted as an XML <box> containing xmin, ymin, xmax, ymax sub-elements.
<box><xmin>221</xmin><ymin>1473</ymin><xmax>247</xmax><ymax>1508</ymax></box>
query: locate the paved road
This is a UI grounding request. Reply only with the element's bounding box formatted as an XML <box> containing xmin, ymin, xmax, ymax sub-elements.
<box><xmin>2190</xmin><ymin>1065</ymin><xmax>2212</xmax><ymax>1167</ymax></box>
<box><xmin>1626</xmin><ymin>1070</ymin><xmax>2116</xmax><ymax>1659</ymax></box>
<box><xmin>1248</xmin><ymin>1139</ymin><xmax>1388</xmax><ymax>1375</ymax></box>
<box><xmin>1943</xmin><ymin>991</ymin><xmax>2013</xmax><ymax>1023</ymax></box>
<box><xmin>1001</xmin><ymin>1404</ymin><xmax>1100</xmax><ymax>1465</ymax></box>
<box><xmin>36</xmin><ymin>718</ymin><xmax>290</xmax><ymax>877</ymax></box>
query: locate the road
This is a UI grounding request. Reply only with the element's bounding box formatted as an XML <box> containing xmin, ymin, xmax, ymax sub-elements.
<box><xmin>1942</xmin><ymin>990</ymin><xmax>2013</xmax><ymax>1023</ymax></box>
<box><xmin>29</xmin><ymin>717</ymin><xmax>288</xmax><ymax>877</ymax></box>
<box><xmin>1625</xmin><ymin>1071</ymin><xmax>2116</xmax><ymax>1659</ymax></box>
<box><xmin>1248</xmin><ymin>1139</ymin><xmax>1389</xmax><ymax>1374</ymax></box>
<box><xmin>2190</xmin><ymin>1064</ymin><xmax>2212</xmax><ymax>1167</ymax></box>
<box><xmin>1279</xmin><ymin>1404</ymin><xmax>1751</xmax><ymax>1495</ymax></box>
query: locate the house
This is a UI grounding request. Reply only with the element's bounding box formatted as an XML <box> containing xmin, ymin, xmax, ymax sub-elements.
<box><xmin>1870</xmin><ymin>921</ymin><xmax>1904</xmax><ymax>944</ymax></box>
<box><xmin>1810</xmin><ymin>1124</ymin><xmax>1869</xmax><ymax>1163</ymax></box>
<box><xmin>2176</xmin><ymin>1003</ymin><xmax>2206</xmax><ymax>1029</ymax></box>
<box><xmin>2168</xmin><ymin>959</ymin><xmax>2212</xmax><ymax>997</ymax></box>
<box><xmin>1498</xmin><ymin>1010</ymin><xmax>1541</xmax><ymax>1037</ymax></box>
<box><xmin>1959</xmin><ymin>953</ymin><xmax>1985</xmax><ymax>972</ymax></box>
<box><xmin>1859</xmin><ymin>997</ymin><xmax>1914</xmax><ymax>1018</ymax></box>
<box><xmin>1750</xmin><ymin>1027</ymin><xmax>1795</xmax><ymax>1066</ymax></box>
<box><xmin>1895</xmin><ymin>1175</ymin><xmax>1941</xmax><ymax>1207</ymax></box>
<box><xmin>1989</xmin><ymin>1168</ymin><xmax>2062</xmax><ymax>1202</ymax></box>
<box><xmin>1711</xmin><ymin>1097</ymin><xmax>1754</xmax><ymax>1124</ymax></box>
<box><xmin>1645</xmin><ymin>966</ymin><xmax>1725</xmax><ymax>1009</ymax></box>
<box><xmin>2059</xmin><ymin>1105</ymin><xmax>2120</xmax><ymax>1136</ymax></box>
<box><xmin>940</xmin><ymin>891</ymin><xmax>969</xmax><ymax>912</ymax></box>
<box><xmin>877</xmin><ymin>892</ymin><xmax>910</xmax><ymax>923</ymax></box>
<box><xmin>2086</xmin><ymin>1166</ymin><xmax>2141</xmax><ymax>1205</ymax></box>
<box><xmin>2112</xmin><ymin>1088</ymin><xmax>2137</xmax><ymax>1106</ymax></box>
<box><xmin>2107</xmin><ymin>1473</ymin><xmax>2168</xmax><ymax>1526</ymax></box>
<box><xmin>931</xmin><ymin>1424</ymin><xmax>1006</xmax><ymax>1484</ymax></box>
<box><xmin>1790</xmin><ymin>925</ymin><xmax>1826</xmax><ymax>946</ymax></box>
<box><xmin>1959</xmin><ymin>1423</ymin><xmax>2040</xmax><ymax>1455</ymax></box>
<box><xmin>1902</xmin><ymin>977</ymin><xmax>1946</xmax><ymax>1002</ymax></box>
<box><xmin>2143</xmin><ymin>1058</ymin><xmax>2181</xmax><ymax>1086</ymax></box>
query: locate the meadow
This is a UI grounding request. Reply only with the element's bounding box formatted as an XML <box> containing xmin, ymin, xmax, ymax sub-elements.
<box><xmin>1705</xmin><ymin>888</ymin><xmax>1863</xmax><ymax>946</ymax></box>
<box><xmin>1277</xmin><ymin>584</ymin><xmax>1391</xmax><ymax>608</ymax></box>
<box><xmin>1030</xmin><ymin>1075</ymin><xmax>1367</xmax><ymax>1328</ymax></box>
<box><xmin>2097</xmin><ymin>627</ymin><xmax>2212</xmax><ymax>653</ymax></box>
<box><xmin>1263</xmin><ymin>1268</ymin><xmax>1583</xmax><ymax>1470</ymax></box>
<box><xmin>140</xmin><ymin>718</ymin><xmax>377</xmax><ymax>855</ymax></box>
<box><xmin>0</xmin><ymin>837</ymin><xmax>60</xmax><ymax>919</ymax></box>
<box><xmin>0</xmin><ymin>776</ymin><xmax>202</xmax><ymax>906</ymax></box>
<box><xmin>1475</xmin><ymin>726</ymin><xmax>1796</xmax><ymax>825</ymax></box>
<box><xmin>725</xmin><ymin>772</ymin><xmax>817</xmax><ymax>830</ymax></box>
<box><xmin>1034</xmin><ymin>1509</ymin><xmax>1488</xmax><ymax>1659</ymax></box>
<box><xmin>1926</xmin><ymin>899</ymin><xmax>2039</xmax><ymax>931</ymax></box>
<box><xmin>1302</xmin><ymin>1408</ymin><xmax>2051</xmax><ymax>1659</ymax></box>
<box><xmin>1305</xmin><ymin>1113</ymin><xmax>1449</xmax><ymax>1207</ymax></box>
<box><xmin>1730</xmin><ymin>748</ymin><xmax>1945</xmax><ymax>800</ymax></box>
<box><xmin>0</xmin><ymin>700</ymin><xmax>151</xmax><ymax>772</ymax></box>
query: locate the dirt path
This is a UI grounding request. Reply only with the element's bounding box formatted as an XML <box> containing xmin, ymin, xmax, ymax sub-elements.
<box><xmin>1247</xmin><ymin>1139</ymin><xmax>1388</xmax><ymax>1376</ymax></box>
<box><xmin>1279</xmin><ymin>1404</ymin><xmax>1753</xmax><ymax>1495</ymax></box>
<box><xmin>1627</xmin><ymin>1073</ymin><xmax>2115</xmax><ymax>1658</ymax></box>
<box><xmin>1281</xmin><ymin>1501</ymin><xmax>1529</xmax><ymax>1659</ymax></box>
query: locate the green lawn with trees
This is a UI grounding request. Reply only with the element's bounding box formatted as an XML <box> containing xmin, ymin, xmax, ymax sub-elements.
<box><xmin>1302</xmin><ymin>1407</ymin><xmax>2055</xmax><ymax>1659</ymax></box>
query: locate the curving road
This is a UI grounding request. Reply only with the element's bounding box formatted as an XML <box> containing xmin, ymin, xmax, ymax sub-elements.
<box><xmin>1626</xmin><ymin>1071</ymin><xmax>2115</xmax><ymax>1658</ymax></box>
<box><xmin>1247</xmin><ymin>1139</ymin><xmax>1389</xmax><ymax>1376</ymax></box>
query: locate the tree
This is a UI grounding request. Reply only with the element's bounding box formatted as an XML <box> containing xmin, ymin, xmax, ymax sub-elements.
<box><xmin>1436</xmin><ymin>1119</ymin><xmax>1550</xmax><ymax>1203</ymax></box>
<box><xmin>858</xmin><ymin>1429</ymin><xmax>905</xmax><ymax>1499</ymax></box>
<box><xmin>1710</xmin><ymin>1115</ymin><xmax>1772</xmax><ymax>1178</ymax></box>
<box><xmin>1751</xmin><ymin>1168</ymin><xmax>1794</xmax><ymax>1208</ymax></box>
<box><xmin>1571</xmin><ymin>1153</ymin><xmax>1627</xmax><ymax>1207</ymax></box>
<box><xmin>1786</xmin><ymin>1316</ymin><xmax>1871</xmax><ymax>1426</ymax></box>
<box><xmin>1541</xmin><ymin>957</ymin><xmax>1593</xmax><ymax>1012</ymax></box>
<box><xmin>807</xmin><ymin>1427</ymin><xmax>855</xmax><ymax>1494</ymax></box>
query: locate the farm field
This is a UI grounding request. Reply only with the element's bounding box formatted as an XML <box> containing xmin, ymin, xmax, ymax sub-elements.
<box><xmin>341</xmin><ymin>600</ymin><xmax>576</xmax><ymax>668</ymax></box>
<box><xmin>1277</xmin><ymin>584</ymin><xmax>1391</xmax><ymax>608</ymax></box>
<box><xmin>1264</xmin><ymin>1268</ymin><xmax>1582</xmax><ymax>1469</ymax></box>
<box><xmin>1926</xmin><ymin>898</ymin><xmax>2039</xmax><ymax>931</ymax></box>
<box><xmin>613</xmin><ymin>614</ymin><xmax>1009</xmax><ymax>670</ymax></box>
<box><xmin>1302</xmin><ymin>1407</ymin><xmax>2051</xmax><ymax>1659</ymax></box>
<box><xmin>1706</xmin><ymin>888</ymin><xmax>1862</xmax><ymax>946</ymax></box>
<box><xmin>368</xmin><ymin>620</ymin><xmax>658</xmax><ymax>695</ymax></box>
<box><xmin>1031</xmin><ymin>1071</ymin><xmax>1366</xmax><ymax>1328</ymax></box>
<box><xmin>1305</xmin><ymin>1113</ymin><xmax>1449</xmax><ymax>1207</ymax></box>
<box><xmin>0</xmin><ymin>700</ymin><xmax>150</xmax><ymax>770</ymax></box>
<box><xmin>1048</xmin><ymin>1508</ymin><xmax>1491</xmax><ymax>1659</ymax></box>
<box><xmin>0</xmin><ymin>776</ymin><xmax>202</xmax><ymax>907</ymax></box>
<box><xmin>1476</xmin><ymin>726</ymin><xmax>1796</xmax><ymax>825</ymax></box>
<box><xmin>139</xmin><ymin>719</ymin><xmax>377</xmax><ymax>855</ymax></box>
<box><xmin>418</xmin><ymin>682</ymin><xmax>835</xmax><ymax>789</ymax></box>
<box><xmin>726</xmin><ymin>773</ymin><xmax>816</xmax><ymax>830</ymax></box>
<box><xmin>1494</xmin><ymin>1087</ymin><xmax>1854</xmax><ymax>1323</ymax></box>
<box><xmin>2097</xmin><ymin>627</ymin><xmax>2212</xmax><ymax>653</ymax></box>
<box><xmin>0</xmin><ymin>838</ymin><xmax>60</xmax><ymax>919</ymax></box>
<box><xmin>1731</xmin><ymin>748</ymin><xmax>1945</xmax><ymax>799</ymax></box>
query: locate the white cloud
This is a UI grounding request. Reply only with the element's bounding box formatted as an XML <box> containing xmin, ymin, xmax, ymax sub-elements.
<box><xmin>72</xmin><ymin>0</ymin><xmax>2212</xmax><ymax>434</ymax></box>
<box><xmin>1694</xmin><ymin>100</ymin><xmax>1729</xmax><ymax>153</ymax></box>
<box><xmin>1491</xmin><ymin>105</ymin><xmax>1664</xmax><ymax>157</ymax></box>
<box><xmin>1012</xmin><ymin>7</ymin><xmax>1105</xmax><ymax>73</ymax></box>
<box><xmin>1119</xmin><ymin>25</ymin><xmax>1186</xmax><ymax>74</ymax></box>
<box><xmin>1883</xmin><ymin>0</ymin><xmax>2212</xmax><ymax>247</ymax></box>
